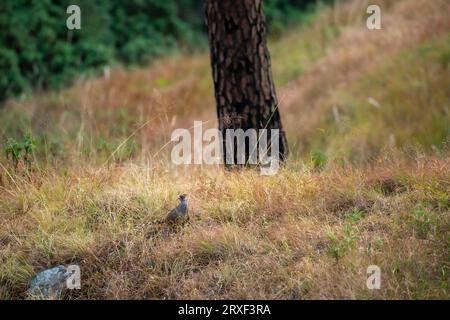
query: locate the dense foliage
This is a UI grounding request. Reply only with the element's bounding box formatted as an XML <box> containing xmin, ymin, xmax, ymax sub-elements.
<box><xmin>0</xmin><ymin>0</ymin><xmax>322</xmax><ymax>101</ymax></box>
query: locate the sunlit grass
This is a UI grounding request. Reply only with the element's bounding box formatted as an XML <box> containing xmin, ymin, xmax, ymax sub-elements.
<box><xmin>0</xmin><ymin>0</ymin><xmax>449</xmax><ymax>299</ymax></box>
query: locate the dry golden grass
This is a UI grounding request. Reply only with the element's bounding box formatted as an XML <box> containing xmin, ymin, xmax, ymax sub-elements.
<box><xmin>0</xmin><ymin>158</ymin><xmax>448</xmax><ymax>299</ymax></box>
<box><xmin>0</xmin><ymin>0</ymin><xmax>449</xmax><ymax>299</ymax></box>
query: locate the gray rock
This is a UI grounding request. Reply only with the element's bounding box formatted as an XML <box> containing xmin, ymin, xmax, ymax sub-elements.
<box><xmin>28</xmin><ymin>265</ymin><xmax>70</xmax><ymax>299</ymax></box>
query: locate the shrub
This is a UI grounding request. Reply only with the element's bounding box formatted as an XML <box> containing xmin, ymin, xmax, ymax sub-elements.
<box><xmin>0</xmin><ymin>0</ymin><xmax>325</xmax><ymax>102</ymax></box>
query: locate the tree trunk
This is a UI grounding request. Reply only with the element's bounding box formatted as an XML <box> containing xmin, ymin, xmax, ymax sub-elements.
<box><xmin>204</xmin><ymin>0</ymin><xmax>288</xmax><ymax>167</ymax></box>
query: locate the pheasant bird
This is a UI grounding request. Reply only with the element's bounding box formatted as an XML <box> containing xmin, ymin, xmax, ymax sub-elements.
<box><xmin>166</xmin><ymin>194</ymin><xmax>189</xmax><ymax>224</ymax></box>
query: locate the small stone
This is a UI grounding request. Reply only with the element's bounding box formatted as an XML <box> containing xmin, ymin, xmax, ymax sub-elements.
<box><xmin>28</xmin><ymin>265</ymin><xmax>70</xmax><ymax>299</ymax></box>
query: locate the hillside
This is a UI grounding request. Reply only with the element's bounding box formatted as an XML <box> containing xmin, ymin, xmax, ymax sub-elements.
<box><xmin>0</xmin><ymin>0</ymin><xmax>449</xmax><ymax>299</ymax></box>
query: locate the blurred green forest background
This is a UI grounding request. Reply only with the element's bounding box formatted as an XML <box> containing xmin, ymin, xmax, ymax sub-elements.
<box><xmin>0</xmin><ymin>0</ymin><xmax>326</xmax><ymax>101</ymax></box>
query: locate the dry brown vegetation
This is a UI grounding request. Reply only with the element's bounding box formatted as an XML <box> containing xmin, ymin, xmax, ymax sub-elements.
<box><xmin>0</xmin><ymin>0</ymin><xmax>449</xmax><ymax>299</ymax></box>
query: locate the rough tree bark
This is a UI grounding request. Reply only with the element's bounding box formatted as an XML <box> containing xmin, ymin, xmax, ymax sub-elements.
<box><xmin>204</xmin><ymin>0</ymin><xmax>288</xmax><ymax>167</ymax></box>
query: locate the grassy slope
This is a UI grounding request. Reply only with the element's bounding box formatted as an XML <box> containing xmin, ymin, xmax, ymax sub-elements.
<box><xmin>0</xmin><ymin>0</ymin><xmax>449</xmax><ymax>299</ymax></box>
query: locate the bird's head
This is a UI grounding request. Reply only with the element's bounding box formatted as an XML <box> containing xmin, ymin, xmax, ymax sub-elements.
<box><xmin>178</xmin><ymin>194</ymin><xmax>188</xmax><ymax>202</ymax></box>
